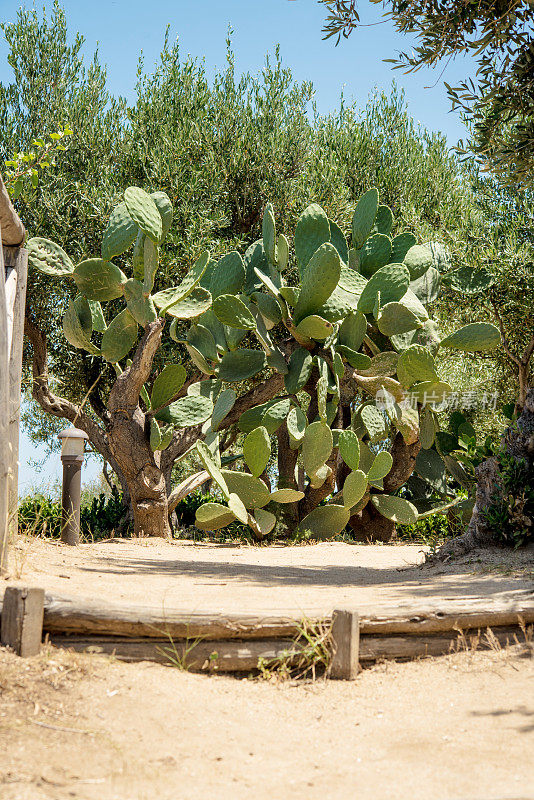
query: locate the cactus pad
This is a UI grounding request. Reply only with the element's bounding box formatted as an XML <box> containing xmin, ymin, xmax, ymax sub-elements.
<box><xmin>213</xmin><ymin>295</ymin><xmax>256</xmax><ymax>329</ymax></box>
<box><xmin>28</xmin><ymin>237</ymin><xmax>75</xmax><ymax>277</ymax></box>
<box><xmin>221</xmin><ymin>469</ymin><xmax>271</xmax><ymax>509</ymax></box>
<box><xmin>357</xmin><ymin>233</ymin><xmax>392</xmax><ymax>277</ymax></box>
<box><xmin>151</xmin><ymin>191</ymin><xmax>173</xmax><ymax>241</ymax></box>
<box><xmin>158</xmin><ymin>395</ymin><xmax>213</xmax><ymax>427</ymax></box>
<box><xmin>397</xmin><ymin>345</ymin><xmax>439</xmax><ymax>387</ymax></box>
<box><xmin>440</xmin><ymin>323</ymin><xmax>500</xmax><ymax>352</ymax></box>
<box><xmin>159</xmin><ymin>287</ymin><xmax>212</xmax><ymax>319</ymax></box>
<box><xmin>73</xmin><ymin>259</ymin><xmax>127</xmax><ymax>301</ymax></box>
<box><xmin>211</xmin><ymin>388</ymin><xmax>237</xmax><ymax>431</ymax></box>
<box><xmin>357</xmin><ymin>263</ymin><xmax>410</xmax><ymax>314</ymax></box>
<box><xmin>371</xmin><ymin>494</ymin><xmax>418</xmax><ymax>524</ymax></box>
<box><xmin>124</xmin><ymin>279</ymin><xmax>157</xmax><ymax>326</ymax></box>
<box><xmin>150</xmin><ymin>364</ymin><xmax>187</xmax><ymax>411</ymax></box>
<box><xmin>269</xmin><ymin>489</ymin><xmax>305</xmax><ymax>503</ymax></box>
<box><xmin>210</xmin><ymin>252</ymin><xmax>246</xmax><ymax>298</ymax></box>
<box><xmin>243</xmin><ymin>425</ymin><xmax>271</xmax><ymax>477</ymax></box>
<box><xmin>295</xmin><ymin>203</ymin><xmax>331</xmax><ymax>276</ymax></box>
<box><xmin>377</xmin><ymin>302</ymin><xmax>422</xmax><ymax>337</ymax></box>
<box><xmin>262</xmin><ymin>203</ymin><xmax>277</xmax><ymax>264</ymax></box>
<box><xmin>294</xmin><ymin>243</ymin><xmax>341</xmax><ymax>324</ymax></box>
<box><xmin>295</xmin><ymin>315</ymin><xmax>334</xmax><ymax>341</ymax></box>
<box><xmin>218</xmin><ymin>349</ymin><xmax>266</xmax><ymax>382</ymax></box>
<box><xmin>101</xmin><ymin>309</ymin><xmax>138</xmax><ymax>362</ymax></box>
<box><xmin>298</xmin><ymin>504</ymin><xmax>350</xmax><ymax>539</ymax></box>
<box><xmin>343</xmin><ymin>469</ymin><xmax>368</xmax><ymax>508</ymax></box>
<box><xmin>352</xmin><ymin>187</ymin><xmax>379</xmax><ymax>249</ymax></box>
<box><xmin>329</xmin><ymin>219</ymin><xmax>349</xmax><ymax>263</ymax></box>
<box><xmin>302</xmin><ymin>421</ymin><xmax>333</xmax><ymax>477</ymax></box>
<box><xmin>101</xmin><ymin>202</ymin><xmax>138</xmax><ymax>261</ymax></box>
<box><xmin>124</xmin><ymin>186</ymin><xmax>162</xmax><ymax>244</ymax></box>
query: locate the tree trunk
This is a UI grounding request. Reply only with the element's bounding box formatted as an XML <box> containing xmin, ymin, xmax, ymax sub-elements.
<box><xmin>439</xmin><ymin>388</ymin><xmax>534</xmax><ymax>558</ymax></box>
<box><xmin>106</xmin><ymin>319</ymin><xmax>170</xmax><ymax>538</ymax></box>
<box><xmin>347</xmin><ymin>433</ymin><xmax>420</xmax><ymax>543</ymax></box>
<box><xmin>108</xmin><ymin>406</ymin><xmax>171</xmax><ymax>539</ymax></box>
<box><xmin>276</xmin><ymin>424</ymin><xmax>299</xmax><ymax>537</ymax></box>
<box><xmin>349</xmin><ymin>501</ymin><xmax>396</xmax><ymax>543</ymax></box>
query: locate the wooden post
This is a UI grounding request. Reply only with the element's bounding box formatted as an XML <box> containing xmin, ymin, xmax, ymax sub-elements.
<box><xmin>5</xmin><ymin>247</ymin><xmax>28</xmax><ymax>540</ymax></box>
<box><xmin>1</xmin><ymin>586</ymin><xmax>45</xmax><ymax>656</ymax></box>
<box><xmin>330</xmin><ymin>609</ymin><xmax>360</xmax><ymax>680</ymax></box>
<box><xmin>0</xmin><ymin>237</ymin><xmax>9</xmax><ymax>574</ymax></box>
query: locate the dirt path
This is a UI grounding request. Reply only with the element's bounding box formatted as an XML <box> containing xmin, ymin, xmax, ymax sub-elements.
<box><xmin>2</xmin><ymin>539</ymin><xmax>533</xmax><ymax>798</ymax></box>
<box><xmin>1</xmin><ymin>643</ymin><xmax>533</xmax><ymax>800</ymax></box>
<box><xmin>6</xmin><ymin>538</ymin><xmax>534</xmax><ymax>616</ymax></box>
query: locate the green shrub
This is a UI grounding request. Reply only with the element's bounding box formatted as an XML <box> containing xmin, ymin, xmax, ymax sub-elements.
<box><xmin>79</xmin><ymin>488</ymin><xmax>131</xmax><ymax>540</ymax></box>
<box><xmin>397</xmin><ymin>514</ymin><xmax>454</xmax><ymax>547</ymax></box>
<box><xmin>484</xmin><ymin>451</ymin><xmax>534</xmax><ymax>548</ymax></box>
<box><xmin>18</xmin><ymin>489</ymin><xmax>130</xmax><ymax>541</ymax></box>
<box><xmin>18</xmin><ymin>493</ymin><xmax>62</xmax><ymax>539</ymax></box>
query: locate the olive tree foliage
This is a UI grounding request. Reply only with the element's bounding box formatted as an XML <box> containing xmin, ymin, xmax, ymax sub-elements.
<box><xmin>319</xmin><ymin>2</ymin><xmax>534</xmax><ymax>553</ymax></box>
<box><xmin>0</xmin><ymin>3</ymin><xmax>484</xmax><ymax>454</ymax></box>
<box><xmin>320</xmin><ymin>0</ymin><xmax>534</xmax><ymax>186</ymax></box>
<box><xmin>27</xmin><ymin>185</ymin><xmax>500</xmax><ymax>540</ymax></box>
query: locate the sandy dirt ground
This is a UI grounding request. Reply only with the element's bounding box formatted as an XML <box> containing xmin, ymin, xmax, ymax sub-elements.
<box><xmin>0</xmin><ymin>643</ymin><xmax>533</xmax><ymax>800</ymax></box>
<box><xmin>1</xmin><ymin>539</ymin><xmax>533</xmax><ymax>799</ymax></box>
<box><xmin>5</xmin><ymin>537</ymin><xmax>534</xmax><ymax>616</ymax></box>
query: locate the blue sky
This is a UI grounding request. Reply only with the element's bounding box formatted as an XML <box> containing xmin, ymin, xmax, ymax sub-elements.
<box><xmin>1</xmin><ymin>0</ymin><xmax>475</xmax><ymax>494</ymax></box>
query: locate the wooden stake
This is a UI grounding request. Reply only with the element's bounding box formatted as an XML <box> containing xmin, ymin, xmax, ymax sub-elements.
<box><xmin>0</xmin><ymin>238</ymin><xmax>9</xmax><ymax>574</ymax></box>
<box><xmin>330</xmin><ymin>609</ymin><xmax>360</xmax><ymax>680</ymax></box>
<box><xmin>5</xmin><ymin>246</ymin><xmax>28</xmax><ymax>540</ymax></box>
<box><xmin>1</xmin><ymin>587</ymin><xmax>45</xmax><ymax>656</ymax></box>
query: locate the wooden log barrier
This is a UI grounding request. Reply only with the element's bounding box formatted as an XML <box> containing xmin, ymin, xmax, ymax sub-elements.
<box><xmin>1</xmin><ymin>591</ymin><xmax>532</xmax><ymax>674</ymax></box>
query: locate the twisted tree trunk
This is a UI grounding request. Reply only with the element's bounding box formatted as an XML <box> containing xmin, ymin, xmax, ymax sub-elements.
<box><xmin>348</xmin><ymin>433</ymin><xmax>421</xmax><ymax>542</ymax></box>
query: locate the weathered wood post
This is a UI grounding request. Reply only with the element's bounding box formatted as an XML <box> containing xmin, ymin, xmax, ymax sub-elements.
<box><xmin>330</xmin><ymin>609</ymin><xmax>360</xmax><ymax>679</ymax></box>
<box><xmin>0</xmin><ymin>238</ymin><xmax>9</xmax><ymax>573</ymax></box>
<box><xmin>1</xmin><ymin>586</ymin><xmax>45</xmax><ymax>656</ymax></box>
<box><xmin>0</xmin><ymin>175</ymin><xmax>26</xmax><ymax>574</ymax></box>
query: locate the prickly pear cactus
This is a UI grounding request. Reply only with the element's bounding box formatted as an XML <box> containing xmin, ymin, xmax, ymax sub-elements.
<box><xmin>28</xmin><ymin>186</ymin><xmax>501</xmax><ymax>541</ymax></box>
<box><xmin>182</xmin><ymin>190</ymin><xmax>500</xmax><ymax>540</ymax></box>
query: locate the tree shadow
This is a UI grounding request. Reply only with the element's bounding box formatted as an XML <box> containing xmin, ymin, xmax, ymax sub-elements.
<box><xmin>78</xmin><ymin>554</ymin><xmax>534</xmax><ymax>605</ymax></box>
<box><xmin>471</xmin><ymin>704</ymin><xmax>534</xmax><ymax>734</ymax></box>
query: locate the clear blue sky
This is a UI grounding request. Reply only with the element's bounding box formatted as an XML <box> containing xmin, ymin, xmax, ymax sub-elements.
<box><xmin>2</xmin><ymin>0</ymin><xmax>474</xmax><ymax>495</ymax></box>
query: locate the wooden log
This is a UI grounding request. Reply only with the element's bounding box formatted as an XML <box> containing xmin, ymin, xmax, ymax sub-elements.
<box><xmin>359</xmin><ymin>625</ymin><xmax>527</xmax><ymax>663</ymax></box>
<box><xmin>5</xmin><ymin>247</ymin><xmax>28</xmax><ymax>537</ymax></box>
<box><xmin>1</xmin><ymin>586</ymin><xmax>45</xmax><ymax>656</ymax></box>
<box><xmin>330</xmin><ymin>609</ymin><xmax>359</xmax><ymax>679</ymax></box>
<box><xmin>0</xmin><ymin>240</ymin><xmax>9</xmax><ymax>573</ymax></box>
<box><xmin>42</xmin><ymin>595</ymin><xmax>319</xmax><ymax>640</ymax></box>
<box><xmin>38</xmin><ymin>595</ymin><xmax>534</xmax><ymax>642</ymax></box>
<box><xmin>48</xmin><ymin>625</ymin><xmax>528</xmax><ymax>671</ymax></box>
<box><xmin>49</xmin><ymin>635</ymin><xmax>298</xmax><ymax>672</ymax></box>
<box><xmin>358</xmin><ymin>603</ymin><xmax>534</xmax><ymax>636</ymax></box>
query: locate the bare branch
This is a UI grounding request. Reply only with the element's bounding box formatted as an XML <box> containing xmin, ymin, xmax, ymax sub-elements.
<box><xmin>491</xmin><ymin>299</ymin><xmax>522</xmax><ymax>368</ymax></box>
<box><xmin>161</xmin><ymin>371</ymin><xmax>286</xmax><ymax>473</ymax></box>
<box><xmin>168</xmin><ymin>471</ymin><xmax>210</xmax><ymax>512</ymax></box>
<box><xmin>108</xmin><ymin>318</ymin><xmax>165</xmax><ymax>413</ymax></box>
<box><xmin>521</xmin><ymin>333</ymin><xmax>534</xmax><ymax>369</ymax></box>
<box><xmin>24</xmin><ymin>313</ymin><xmax>113</xmax><ymax>464</ymax></box>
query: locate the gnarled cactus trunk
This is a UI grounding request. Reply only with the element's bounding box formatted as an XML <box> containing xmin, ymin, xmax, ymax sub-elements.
<box><xmin>349</xmin><ymin>433</ymin><xmax>421</xmax><ymax>542</ymax></box>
